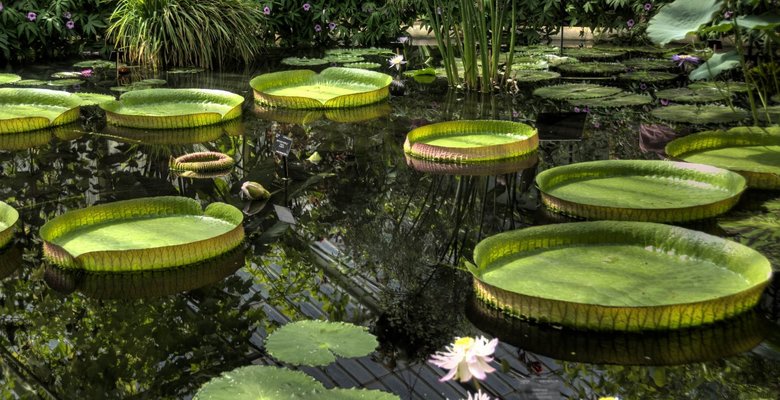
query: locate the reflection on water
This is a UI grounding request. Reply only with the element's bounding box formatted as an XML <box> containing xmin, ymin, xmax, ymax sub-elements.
<box><xmin>0</xmin><ymin>57</ymin><xmax>778</xmax><ymax>398</ymax></box>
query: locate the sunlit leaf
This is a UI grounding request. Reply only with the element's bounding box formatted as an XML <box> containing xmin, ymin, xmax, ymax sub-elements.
<box><xmin>647</xmin><ymin>0</ymin><xmax>722</xmax><ymax>46</ymax></box>
<box><xmin>689</xmin><ymin>51</ymin><xmax>741</xmax><ymax>81</ymax></box>
<box><xmin>265</xmin><ymin>320</ymin><xmax>378</xmax><ymax>366</ymax></box>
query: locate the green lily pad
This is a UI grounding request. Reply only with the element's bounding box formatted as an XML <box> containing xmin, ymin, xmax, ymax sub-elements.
<box><xmin>648</xmin><ymin>0</ymin><xmax>723</xmax><ymax>46</ymax></box>
<box><xmin>0</xmin><ymin>88</ymin><xmax>81</xmax><ymax>134</ymax></box>
<box><xmin>687</xmin><ymin>81</ymin><xmax>749</xmax><ymax>93</ymax></box>
<box><xmin>403</xmin><ymin>68</ymin><xmax>436</xmax><ymax>78</ymax></box>
<box><xmin>250</xmin><ymin>67</ymin><xmax>392</xmax><ymax>109</ymax></box>
<box><xmin>343</xmin><ymin>62</ymin><xmax>381</xmax><ymax>70</ymax></box>
<box><xmin>623</xmin><ymin>58</ymin><xmax>676</xmax><ymax>71</ymax></box>
<box><xmin>666</xmin><ymin>126</ymin><xmax>780</xmax><ymax>189</ymax></box>
<box><xmin>40</xmin><ymin>196</ymin><xmax>244</xmax><ymax>272</ymax></box>
<box><xmin>689</xmin><ymin>51</ymin><xmax>741</xmax><ymax>81</ymax></box>
<box><xmin>73</xmin><ymin>60</ymin><xmax>117</xmax><ymax>69</ymax></box>
<box><xmin>46</xmin><ymin>79</ymin><xmax>84</xmax><ymax>87</ymax></box>
<box><xmin>325</xmin><ymin>48</ymin><xmax>394</xmax><ymax>56</ymax></box>
<box><xmin>652</xmin><ymin>105</ymin><xmax>748</xmax><ymax>124</ymax></box>
<box><xmin>758</xmin><ymin>106</ymin><xmax>780</xmax><ymax>123</ymax></box>
<box><xmin>404</xmin><ymin>120</ymin><xmax>538</xmax><ymax>163</ymax></box>
<box><xmin>469</xmin><ymin>221</ymin><xmax>771</xmax><ymax>331</ymax></box>
<box><xmin>281</xmin><ymin>57</ymin><xmax>330</xmax><ymax>66</ymax></box>
<box><xmin>655</xmin><ymin>87</ymin><xmax>731</xmax><ymax>103</ymax></box>
<box><xmin>170</xmin><ymin>151</ymin><xmax>235</xmax><ymax>173</ymax></box>
<box><xmin>100</xmin><ymin>88</ymin><xmax>244</xmax><ymax>129</ymax></box>
<box><xmin>11</xmin><ymin>79</ymin><xmax>47</xmax><ymax>86</ymax></box>
<box><xmin>509</xmin><ymin>56</ymin><xmax>549</xmax><ymax>70</ymax></box>
<box><xmin>562</xmin><ymin>48</ymin><xmax>625</xmax><ymax>61</ymax></box>
<box><xmin>51</xmin><ymin>71</ymin><xmax>84</xmax><ymax>79</ymax></box>
<box><xmin>140</xmin><ymin>78</ymin><xmax>166</xmax><ymax>86</ymax></box>
<box><xmin>557</xmin><ymin>62</ymin><xmax>627</xmax><ymax>77</ymax></box>
<box><xmin>533</xmin><ymin>83</ymin><xmax>622</xmax><ymax>100</ymax></box>
<box><xmin>0</xmin><ymin>202</ymin><xmax>19</xmax><ymax>249</ymax></box>
<box><xmin>618</xmin><ymin>71</ymin><xmax>679</xmax><ymax>83</ymax></box>
<box><xmin>511</xmin><ymin>70</ymin><xmax>560</xmax><ymax>83</ymax></box>
<box><xmin>166</xmin><ymin>67</ymin><xmax>205</xmax><ymax>74</ymax></box>
<box><xmin>570</xmin><ymin>93</ymin><xmax>653</xmax><ymax>108</ymax></box>
<box><xmin>536</xmin><ymin>160</ymin><xmax>746</xmax><ymax>222</ymax></box>
<box><xmin>74</xmin><ymin>92</ymin><xmax>116</xmax><ymax>107</ymax></box>
<box><xmin>325</xmin><ymin>54</ymin><xmax>365</xmax><ymax>63</ymax></box>
<box><xmin>0</xmin><ymin>74</ymin><xmax>22</xmax><ymax>84</ymax></box>
<box><xmin>265</xmin><ymin>320</ymin><xmax>378</xmax><ymax>366</ymax></box>
<box><xmin>405</xmin><ymin>152</ymin><xmax>538</xmax><ymax>176</ymax></box>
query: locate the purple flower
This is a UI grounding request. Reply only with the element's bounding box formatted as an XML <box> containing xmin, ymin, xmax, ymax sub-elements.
<box><xmin>0</xmin><ymin>3</ymin><xmax>4</xmax><ymax>12</ymax></box>
<box><xmin>583</xmin><ymin>106</ymin><xmax>590</xmax><ymax>113</ymax></box>
<box><xmin>27</xmin><ymin>11</ymin><xmax>36</xmax><ymax>21</ymax></box>
<box><xmin>640</xmin><ymin>83</ymin><xmax>647</xmax><ymax>90</ymax></box>
<box><xmin>660</xmin><ymin>98</ymin><xmax>670</xmax><ymax>106</ymax></box>
<box><xmin>671</xmin><ymin>54</ymin><xmax>701</xmax><ymax>67</ymax></box>
<box><xmin>63</xmin><ymin>11</ymin><xmax>71</xmax><ymax>19</ymax></box>
<box><xmin>263</xmin><ymin>6</ymin><xmax>270</xmax><ymax>15</ymax></box>
<box><xmin>66</xmin><ymin>20</ymin><xmax>75</xmax><ymax>29</ymax></box>
<box><xmin>80</xmin><ymin>69</ymin><xmax>92</xmax><ymax>78</ymax></box>
<box><xmin>573</xmin><ymin>106</ymin><xmax>581</xmax><ymax>113</ymax></box>
<box><xmin>328</xmin><ymin>22</ymin><xmax>336</xmax><ymax>31</ymax></box>
<box><xmin>314</xmin><ymin>24</ymin><xmax>321</xmax><ymax>32</ymax></box>
<box><xmin>724</xmin><ymin>10</ymin><xmax>733</xmax><ymax>20</ymax></box>
<box><xmin>303</xmin><ymin>3</ymin><xmax>310</xmax><ymax>11</ymax></box>
<box><xmin>593</xmin><ymin>121</ymin><xmax>601</xmax><ymax>129</ymax></box>
<box><xmin>643</xmin><ymin>3</ymin><xmax>652</xmax><ymax>11</ymax></box>
<box><xmin>626</xmin><ymin>19</ymin><xmax>635</xmax><ymax>28</ymax></box>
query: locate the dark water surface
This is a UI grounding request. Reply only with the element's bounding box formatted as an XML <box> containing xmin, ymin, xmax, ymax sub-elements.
<box><xmin>0</xmin><ymin>56</ymin><xmax>779</xmax><ymax>399</ymax></box>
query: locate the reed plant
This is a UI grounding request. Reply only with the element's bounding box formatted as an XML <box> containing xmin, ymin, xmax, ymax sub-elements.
<box><xmin>106</xmin><ymin>0</ymin><xmax>266</xmax><ymax>69</ymax></box>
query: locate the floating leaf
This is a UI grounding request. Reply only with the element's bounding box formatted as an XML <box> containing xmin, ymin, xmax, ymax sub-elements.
<box><xmin>170</xmin><ymin>151</ymin><xmax>235</xmax><ymax>173</ymax></box>
<box><xmin>140</xmin><ymin>78</ymin><xmax>166</xmax><ymax>85</ymax></box>
<box><xmin>325</xmin><ymin>54</ymin><xmax>365</xmax><ymax>63</ymax></box>
<box><xmin>558</xmin><ymin>62</ymin><xmax>626</xmax><ymax>77</ymax></box>
<box><xmin>0</xmin><ymin>74</ymin><xmax>22</xmax><ymax>84</ymax></box>
<box><xmin>757</xmin><ymin>105</ymin><xmax>780</xmax><ymax>123</ymax></box>
<box><xmin>647</xmin><ymin>0</ymin><xmax>723</xmax><ymax>46</ymax></box>
<box><xmin>689</xmin><ymin>51</ymin><xmax>741</xmax><ymax>81</ymax></box>
<box><xmin>533</xmin><ymin>83</ymin><xmax>622</xmax><ymax>100</ymax></box>
<box><xmin>343</xmin><ymin>62</ymin><xmax>381</xmax><ymax>70</ymax></box>
<box><xmin>0</xmin><ymin>88</ymin><xmax>81</xmax><ymax>133</ymax></box>
<box><xmin>51</xmin><ymin>71</ymin><xmax>84</xmax><ymax>79</ymax></box>
<box><xmin>511</xmin><ymin>70</ymin><xmax>560</xmax><ymax>83</ymax></box>
<box><xmin>562</xmin><ymin>48</ymin><xmax>624</xmax><ymax>61</ymax></box>
<box><xmin>623</xmin><ymin>58</ymin><xmax>676</xmax><ymax>71</ymax></box>
<box><xmin>281</xmin><ymin>57</ymin><xmax>330</xmax><ymax>66</ymax></box>
<box><xmin>11</xmin><ymin>79</ymin><xmax>47</xmax><ymax>86</ymax></box>
<box><xmin>618</xmin><ymin>71</ymin><xmax>679</xmax><ymax>83</ymax></box>
<box><xmin>687</xmin><ymin>80</ymin><xmax>749</xmax><ymax>93</ymax></box>
<box><xmin>651</xmin><ymin>105</ymin><xmax>748</xmax><ymax>124</ymax></box>
<box><xmin>0</xmin><ymin>202</ymin><xmax>19</xmax><ymax>249</ymax></box>
<box><xmin>266</xmin><ymin>320</ymin><xmax>378</xmax><ymax>366</ymax></box>
<box><xmin>73</xmin><ymin>60</ymin><xmax>117</xmax><ymax>69</ymax></box>
<box><xmin>655</xmin><ymin>87</ymin><xmax>731</xmax><ymax>103</ymax></box>
<box><xmin>74</xmin><ymin>92</ymin><xmax>116</xmax><ymax>106</ymax></box>
<box><xmin>47</xmin><ymin>79</ymin><xmax>84</xmax><ymax>87</ymax></box>
<box><xmin>570</xmin><ymin>93</ymin><xmax>653</xmax><ymax>108</ymax></box>
<box><xmin>166</xmin><ymin>67</ymin><xmax>206</xmax><ymax>74</ymax></box>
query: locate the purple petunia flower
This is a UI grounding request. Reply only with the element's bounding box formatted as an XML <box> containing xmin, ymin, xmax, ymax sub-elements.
<box><xmin>66</xmin><ymin>20</ymin><xmax>75</xmax><ymax>29</ymax></box>
<box><xmin>314</xmin><ymin>24</ymin><xmax>321</xmax><ymax>32</ymax></box>
<box><xmin>303</xmin><ymin>3</ymin><xmax>310</xmax><ymax>11</ymax></box>
<box><xmin>626</xmin><ymin>19</ymin><xmax>635</xmax><ymax>28</ymax></box>
<box><xmin>63</xmin><ymin>11</ymin><xmax>71</xmax><ymax>19</ymax></box>
<box><xmin>328</xmin><ymin>22</ymin><xmax>336</xmax><ymax>31</ymax></box>
<box><xmin>27</xmin><ymin>11</ymin><xmax>36</xmax><ymax>21</ymax></box>
<box><xmin>644</xmin><ymin>3</ymin><xmax>652</xmax><ymax>11</ymax></box>
<box><xmin>263</xmin><ymin>6</ymin><xmax>270</xmax><ymax>15</ymax></box>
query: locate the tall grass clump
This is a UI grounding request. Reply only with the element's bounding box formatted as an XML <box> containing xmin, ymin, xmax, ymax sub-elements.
<box><xmin>106</xmin><ymin>0</ymin><xmax>266</xmax><ymax>69</ymax></box>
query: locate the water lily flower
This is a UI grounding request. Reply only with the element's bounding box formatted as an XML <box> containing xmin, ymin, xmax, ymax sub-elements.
<box><xmin>63</xmin><ymin>11</ymin><xmax>71</xmax><ymax>19</ymax></box>
<box><xmin>302</xmin><ymin>3</ymin><xmax>310</xmax><ymax>11</ymax></box>
<box><xmin>263</xmin><ymin>6</ymin><xmax>271</xmax><ymax>15</ymax></box>
<box><xmin>388</xmin><ymin>54</ymin><xmax>406</xmax><ymax>71</ymax></box>
<box><xmin>467</xmin><ymin>390</ymin><xmax>492</xmax><ymax>400</ymax></box>
<box><xmin>80</xmin><ymin>69</ymin><xmax>92</xmax><ymax>77</ymax></box>
<box><xmin>429</xmin><ymin>336</ymin><xmax>498</xmax><ymax>382</ymax></box>
<box><xmin>314</xmin><ymin>24</ymin><xmax>321</xmax><ymax>32</ymax></box>
<box><xmin>240</xmin><ymin>181</ymin><xmax>271</xmax><ymax>201</ymax></box>
<box><xmin>27</xmin><ymin>11</ymin><xmax>36</xmax><ymax>21</ymax></box>
<box><xmin>671</xmin><ymin>54</ymin><xmax>701</xmax><ymax>67</ymax></box>
<box><xmin>626</xmin><ymin>19</ymin><xmax>635</xmax><ymax>28</ymax></box>
<box><xmin>724</xmin><ymin>10</ymin><xmax>733</xmax><ymax>20</ymax></box>
<box><xmin>573</xmin><ymin>106</ymin><xmax>581</xmax><ymax>113</ymax></box>
<box><xmin>643</xmin><ymin>3</ymin><xmax>652</xmax><ymax>11</ymax></box>
<box><xmin>66</xmin><ymin>20</ymin><xmax>75</xmax><ymax>30</ymax></box>
<box><xmin>328</xmin><ymin>22</ymin><xmax>336</xmax><ymax>31</ymax></box>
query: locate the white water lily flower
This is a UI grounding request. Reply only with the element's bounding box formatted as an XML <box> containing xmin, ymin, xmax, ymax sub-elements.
<box><xmin>388</xmin><ymin>54</ymin><xmax>406</xmax><ymax>71</ymax></box>
<box><xmin>466</xmin><ymin>390</ymin><xmax>492</xmax><ymax>400</ymax></box>
<box><xmin>429</xmin><ymin>336</ymin><xmax>498</xmax><ymax>382</ymax></box>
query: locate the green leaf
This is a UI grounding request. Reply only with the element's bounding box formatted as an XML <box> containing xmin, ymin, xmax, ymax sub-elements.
<box><xmin>689</xmin><ymin>51</ymin><xmax>741</xmax><ymax>81</ymax></box>
<box><xmin>194</xmin><ymin>366</ymin><xmax>325</xmax><ymax>399</ymax></box>
<box><xmin>0</xmin><ymin>73</ymin><xmax>21</xmax><ymax>84</ymax></box>
<box><xmin>647</xmin><ymin>0</ymin><xmax>723</xmax><ymax>46</ymax></box>
<box><xmin>0</xmin><ymin>201</ymin><xmax>19</xmax><ymax>249</ymax></box>
<box><xmin>737</xmin><ymin>13</ymin><xmax>780</xmax><ymax>31</ymax></box>
<box><xmin>0</xmin><ymin>88</ymin><xmax>81</xmax><ymax>133</ymax></box>
<box><xmin>265</xmin><ymin>320</ymin><xmax>378</xmax><ymax>366</ymax></box>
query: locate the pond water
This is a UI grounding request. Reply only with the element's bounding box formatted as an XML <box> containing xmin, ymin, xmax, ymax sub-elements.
<box><xmin>0</xmin><ymin>53</ymin><xmax>779</xmax><ymax>399</ymax></box>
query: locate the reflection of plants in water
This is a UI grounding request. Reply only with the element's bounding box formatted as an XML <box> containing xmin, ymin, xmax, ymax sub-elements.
<box><xmin>720</xmin><ymin>196</ymin><xmax>780</xmax><ymax>269</ymax></box>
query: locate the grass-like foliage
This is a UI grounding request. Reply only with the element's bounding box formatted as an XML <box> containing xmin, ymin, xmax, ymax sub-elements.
<box><xmin>107</xmin><ymin>0</ymin><xmax>265</xmax><ymax>69</ymax></box>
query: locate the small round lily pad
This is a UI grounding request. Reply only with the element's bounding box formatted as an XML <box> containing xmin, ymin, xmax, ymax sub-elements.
<box><xmin>51</xmin><ymin>71</ymin><xmax>84</xmax><ymax>79</ymax></box>
<box><xmin>47</xmin><ymin>79</ymin><xmax>84</xmax><ymax>87</ymax></box>
<box><xmin>570</xmin><ymin>93</ymin><xmax>653</xmax><ymax>108</ymax></box>
<box><xmin>325</xmin><ymin>54</ymin><xmax>365</xmax><ymax>63</ymax></box>
<box><xmin>652</xmin><ymin>105</ymin><xmax>749</xmax><ymax>124</ymax></box>
<box><xmin>758</xmin><ymin>105</ymin><xmax>780</xmax><ymax>122</ymax></box>
<box><xmin>563</xmin><ymin>48</ymin><xmax>625</xmax><ymax>61</ymax></box>
<box><xmin>281</xmin><ymin>57</ymin><xmax>330</xmax><ymax>66</ymax></box>
<box><xmin>511</xmin><ymin>70</ymin><xmax>560</xmax><ymax>83</ymax></box>
<box><xmin>73</xmin><ymin>60</ymin><xmax>117</xmax><ymax>69</ymax></box>
<box><xmin>557</xmin><ymin>62</ymin><xmax>627</xmax><ymax>77</ymax></box>
<box><xmin>11</xmin><ymin>79</ymin><xmax>47</xmax><ymax>86</ymax></box>
<box><xmin>265</xmin><ymin>320</ymin><xmax>378</xmax><ymax>366</ymax></box>
<box><xmin>140</xmin><ymin>79</ymin><xmax>166</xmax><ymax>86</ymax></box>
<box><xmin>618</xmin><ymin>71</ymin><xmax>679</xmax><ymax>83</ymax></box>
<box><xmin>655</xmin><ymin>87</ymin><xmax>731</xmax><ymax>103</ymax></box>
<box><xmin>533</xmin><ymin>83</ymin><xmax>622</xmax><ymax>100</ymax></box>
<box><xmin>623</xmin><ymin>58</ymin><xmax>676</xmax><ymax>71</ymax></box>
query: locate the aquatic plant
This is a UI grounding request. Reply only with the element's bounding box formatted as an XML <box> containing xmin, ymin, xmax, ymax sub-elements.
<box><xmin>0</xmin><ymin>88</ymin><xmax>81</xmax><ymax>134</ymax></box>
<box><xmin>265</xmin><ymin>320</ymin><xmax>378</xmax><ymax>366</ymax></box>
<box><xmin>239</xmin><ymin>182</ymin><xmax>270</xmax><ymax>201</ymax></box>
<box><xmin>169</xmin><ymin>151</ymin><xmax>235</xmax><ymax>173</ymax></box>
<box><xmin>428</xmin><ymin>336</ymin><xmax>498</xmax><ymax>382</ymax></box>
<box><xmin>107</xmin><ymin>0</ymin><xmax>266</xmax><ymax>69</ymax></box>
<box><xmin>651</xmin><ymin>104</ymin><xmax>748</xmax><ymax>124</ymax></box>
<box><xmin>0</xmin><ymin>201</ymin><xmax>19</xmax><ymax>249</ymax></box>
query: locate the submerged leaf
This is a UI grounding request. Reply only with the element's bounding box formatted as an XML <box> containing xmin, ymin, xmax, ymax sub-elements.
<box><xmin>265</xmin><ymin>320</ymin><xmax>378</xmax><ymax>366</ymax></box>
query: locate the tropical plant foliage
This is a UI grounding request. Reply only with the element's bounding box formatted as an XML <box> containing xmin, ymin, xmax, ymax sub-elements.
<box><xmin>265</xmin><ymin>320</ymin><xmax>378</xmax><ymax>366</ymax></box>
<box><xmin>106</xmin><ymin>0</ymin><xmax>265</xmax><ymax>69</ymax></box>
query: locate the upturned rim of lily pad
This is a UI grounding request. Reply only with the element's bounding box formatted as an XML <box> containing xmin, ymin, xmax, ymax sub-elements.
<box><xmin>99</xmin><ymin>88</ymin><xmax>244</xmax><ymax>129</ymax></box>
<box><xmin>0</xmin><ymin>202</ymin><xmax>19</xmax><ymax>250</ymax></box>
<box><xmin>0</xmin><ymin>88</ymin><xmax>81</xmax><ymax>134</ymax></box>
<box><xmin>169</xmin><ymin>151</ymin><xmax>235</xmax><ymax>173</ymax></box>
<box><xmin>250</xmin><ymin>67</ymin><xmax>392</xmax><ymax>109</ymax></box>
<box><xmin>404</xmin><ymin>120</ymin><xmax>539</xmax><ymax>163</ymax></box>
<box><xmin>40</xmin><ymin>196</ymin><xmax>244</xmax><ymax>272</ymax></box>
<box><xmin>405</xmin><ymin>151</ymin><xmax>538</xmax><ymax>176</ymax></box>
<box><xmin>468</xmin><ymin>221</ymin><xmax>771</xmax><ymax>331</ymax></box>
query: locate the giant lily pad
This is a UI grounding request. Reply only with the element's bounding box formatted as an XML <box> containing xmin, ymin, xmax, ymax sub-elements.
<box><xmin>403</xmin><ymin>120</ymin><xmax>538</xmax><ymax>163</ymax></box>
<box><xmin>101</xmin><ymin>119</ymin><xmax>241</xmax><ymax>145</ymax></box>
<box><xmin>281</xmin><ymin>57</ymin><xmax>329</xmax><ymax>67</ymax></box>
<box><xmin>618</xmin><ymin>71</ymin><xmax>679</xmax><ymax>83</ymax></box>
<box><xmin>557</xmin><ymin>62</ymin><xmax>627</xmax><ymax>77</ymax></box>
<box><xmin>511</xmin><ymin>70</ymin><xmax>560</xmax><ymax>84</ymax></box>
<box><xmin>40</xmin><ymin>196</ymin><xmax>244</xmax><ymax>272</ymax></box>
<box><xmin>194</xmin><ymin>365</ymin><xmax>400</xmax><ymax>400</ymax></box>
<box><xmin>533</xmin><ymin>84</ymin><xmax>622</xmax><ymax>100</ymax></box>
<box><xmin>468</xmin><ymin>221</ymin><xmax>771</xmax><ymax>331</ymax></box>
<box><xmin>623</xmin><ymin>58</ymin><xmax>676</xmax><ymax>71</ymax></box>
<box><xmin>250</xmin><ymin>67</ymin><xmax>392</xmax><ymax>109</ymax></box>
<box><xmin>0</xmin><ymin>202</ymin><xmax>19</xmax><ymax>249</ymax></box>
<box><xmin>536</xmin><ymin>160</ymin><xmax>746</xmax><ymax>222</ymax></box>
<box><xmin>652</xmin><ymin>105</ymin><xmax>748</xmax><ymax>124</ymax></box>
<box><xmin>100</xmin><ymin>88</ymin><xmax>244</xmax><ymax>129</ymax></box>
<box><xmin>655</xmin><ymin>87</ymin><xmax>731</xmax><ymax>103</ymax></box>
<box><xmin>665</xmin><ymin>126</ymin><xmax>780</xmax><ymax>189</ymax></box>
<box><xmin>0</xmin><ymin>88</ymin><xmax>81</xmax><ymax>134</ymax></box>
<box><xmin>0</xmin><ymin>74</ymin><xmax>22</xmax><ymax>84</ymax></box>
<box><xmin>648</xmin><ymin>0</ymin><xmax>723</xmax><ymax>46</ymax></box>
<box><xmin>569</xmin><ymin>93</ymin><xmax>653</xmax><ymax>108</ymax></box>
<box><xmin>405</xmin><ymin>152</ymin><xmax>538</xmax><ymax>176</ymax></box>
<box><xmin>687</xmin><ymin>81</ymin><xmax>749</xmax><ymax>93</ymax></box>
<box><xmin>265</xmin><ymin>320</ymin><xmax>378</xmax><ymax>366</ymax></box>
<box><xmin>170</xmin><ymin>151</ymin><xmax>235</xmax><ymax>173</ymax></box>
<box><xmin>562</xmin><ymin>48</ymin><xmax>624</xmax><ymax>61</ymax></box>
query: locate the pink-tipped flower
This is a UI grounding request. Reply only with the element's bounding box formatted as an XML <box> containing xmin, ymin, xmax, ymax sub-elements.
<box><xmin>468</xmin><ymin>390</ymin><xmax>492</xmax><ymax>400</ymax></box>
<box><xmin>263</xmin><ymin>6</ymin><xmax>271</xmax><ymax>15</ymax></box>
<box><xmin>429</xmin><ymin>336</ymin><xmax>498</xmax><ymax>382</ymax></box>
<box><xmin>80</xmin><ymin>69</ymin><xmax>92</xmax><ymax>78</ymax></box>
<box><xmin>27</xmin><ymin>11</ymin><xmax>36</xmax><ymax>21</ymax></box>
<box><xmin>66</xmin><ymin>20</ymin><xmax>75</xmax><ymax>30</ymax></box>
<box><xmin>302</xmin><ymin>3</ymin><xmax>311</xmax><ymax>11</ymax></box>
